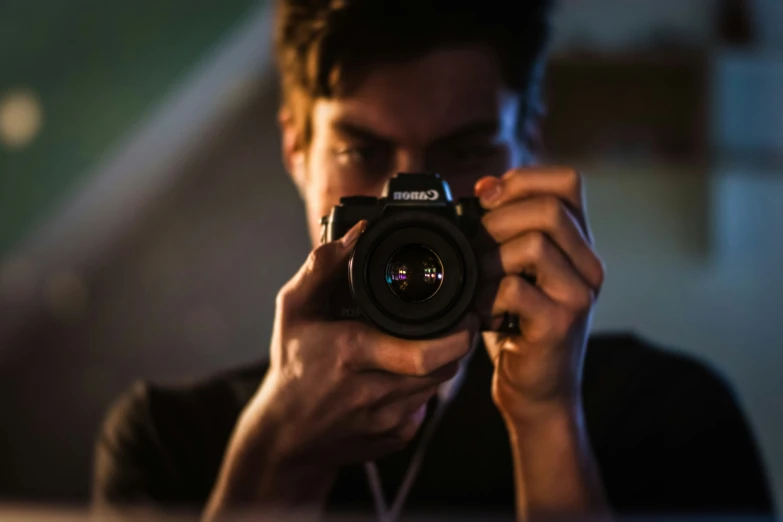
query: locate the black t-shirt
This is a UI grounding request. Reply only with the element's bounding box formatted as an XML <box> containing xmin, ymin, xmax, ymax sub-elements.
<box><xmin>92</xmin><ymin>333</ymin><xmax>774</xmax><ymax>517</ymax></box>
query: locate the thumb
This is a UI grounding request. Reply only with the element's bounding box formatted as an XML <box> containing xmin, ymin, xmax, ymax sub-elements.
<box><xmin>483</xmin><ymin>331</ymin><xmax>502</xmax><ymax>365</ymax></box>
<box><xmin>278</xmin><ymin>220</ymin><xmax>366</xmax><ymax>315</ymax></box>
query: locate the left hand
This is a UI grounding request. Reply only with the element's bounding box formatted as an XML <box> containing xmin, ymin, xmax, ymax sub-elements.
<box><xmin>473</xmin><ymin>167</ymin><xmax>605</xmax><ymax>426</ymax></box>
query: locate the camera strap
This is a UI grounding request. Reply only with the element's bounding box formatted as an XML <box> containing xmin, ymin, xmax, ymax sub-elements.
<box><xmin>363</xmin><ymin>359</ymin><xmax>468</xmax><ymax>522</ymax></box>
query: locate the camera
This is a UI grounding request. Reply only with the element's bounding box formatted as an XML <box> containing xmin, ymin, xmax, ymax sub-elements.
<box><xmin>320</xmin><ymin>172</ymin><xmax>484</xmax><ymax>339</ymax></box>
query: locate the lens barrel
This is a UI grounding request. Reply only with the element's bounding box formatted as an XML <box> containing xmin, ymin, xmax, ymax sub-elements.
<box><xmin>348</xmin><ymin>211</ymin><xmax>477</xmax><ymax>339</ymax></box>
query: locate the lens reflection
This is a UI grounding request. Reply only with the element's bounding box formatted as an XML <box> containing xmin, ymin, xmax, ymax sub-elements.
<box><xmin>385</xmin><ymin>245</ymin><xmax>444</xmax><ymax>303</ymax></box>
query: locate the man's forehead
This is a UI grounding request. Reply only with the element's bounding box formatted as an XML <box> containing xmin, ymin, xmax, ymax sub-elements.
<box><xmin>311</xmin><ymin>46</ymin><xmax>520</xmax><ymax>146</ymax></box>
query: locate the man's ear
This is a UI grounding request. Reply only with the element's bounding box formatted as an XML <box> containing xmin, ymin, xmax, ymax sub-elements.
<box><xmin>278</xmin><ymin>107</ymin><xmax>307</xmax><ymax>189</ymax></box>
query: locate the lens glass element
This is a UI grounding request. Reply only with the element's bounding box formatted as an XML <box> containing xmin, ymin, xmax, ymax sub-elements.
<box><xmin>385</xmin><ymin>245</ymin><xmax>444</xmax><ymax>303</ymax></box>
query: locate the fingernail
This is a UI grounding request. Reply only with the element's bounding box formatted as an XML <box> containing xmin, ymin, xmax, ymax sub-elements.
<box><xmin>341</xmin><ymin>220</ymin><xmax>365</xmax><ymax>247</ymax></box>
<box><xmin>477</xmin><ymin>180</ymin><xmax>503</xmax><ymax>206</ymax></box>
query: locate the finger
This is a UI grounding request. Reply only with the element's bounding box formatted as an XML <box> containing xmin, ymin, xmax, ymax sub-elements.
<box><xmin>365</xmin><ymin>318</ymin><xmax>475</xmax><ymax>376</ymax></box>
<box><xmin>492</xmin><ymin>275</ymin><xmax>555</xmax><ymax>318</ymax></box>
<box><xmin>276</xmin><ymin>220</ymin><xmax>366</xmax><ymax>314</ymax></box>
<box><xmin>482</xmin><ymin>331</ymin><xmax>503</xmax><ymax>364</ymax></box>
<box><xmin>474</xmin><ymin>167</ymin><xmax>589</xmax><ymax>237</ymax></box>
<box><xmin>480</xmin><ymin>197</ymin><xmax>604</xmax><ymax>291</ymax></box>
<box><xmin>355</xmin><ymin>361</ymin><xmax>459</xmax><ymax>408</ymax></box>
<box><xmin>482</xmin><ymin>332</ymin><xmax>539</xmax><ymax>367</ymax></box>
<box><xmin>480</xmin><ymin>232</ymin><xmax>594</xmax><ymax>310</ymax></box>
<box><xmin>342</xmin><ymin>314</ymin><xmax>478</xmax><ymax>376</ymax></box>
<box><xmin>474</xmin><ymin>275</ymin><xmax>558</xmax><ymax>334</ymax></box>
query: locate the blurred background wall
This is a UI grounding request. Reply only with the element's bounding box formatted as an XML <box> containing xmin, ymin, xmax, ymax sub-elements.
<box><xmin>0</xmin><ymin>0</ymin><xmax>781</xmax><ymax>509</ymax></box>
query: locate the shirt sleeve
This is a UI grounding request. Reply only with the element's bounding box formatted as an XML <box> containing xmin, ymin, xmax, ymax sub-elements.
<box><xmin>672</xmin><ymin>367</ymin><xmax>774</xmax><ymax>514</ymax></box>
<box><xmin>91</xmin><ymin>382</ymin><xmax>188</xmax><ymax>510</ymax></box>
<box><xmin>607</xmin><ymin>355</ymin><xmax>776</xmax><ymax>516</ymax></box>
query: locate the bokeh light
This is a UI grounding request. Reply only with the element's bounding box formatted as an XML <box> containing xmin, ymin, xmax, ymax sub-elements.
<box><xmin>0</xmin><ymin>89</ymin><xmax>43</xmax><ymax>149</ymax></box>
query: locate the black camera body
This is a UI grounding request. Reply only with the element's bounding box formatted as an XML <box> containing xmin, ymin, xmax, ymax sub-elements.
<box><xmin>321</xmin><ymin>172</ymin><xmax>484</xmax><ymax>339</ymax></box>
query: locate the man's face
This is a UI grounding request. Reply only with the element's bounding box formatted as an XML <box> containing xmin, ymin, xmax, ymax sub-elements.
<box><xmin>284</xmin><ymin>45</ymin><xmax>529</xmax><ymax>246</ymax></box>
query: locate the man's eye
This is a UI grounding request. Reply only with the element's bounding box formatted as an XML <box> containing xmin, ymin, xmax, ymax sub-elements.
<box><xmin>334</xmin><ymin>146</ymin><xmax>377</xmax><ymax>165</ymax></box>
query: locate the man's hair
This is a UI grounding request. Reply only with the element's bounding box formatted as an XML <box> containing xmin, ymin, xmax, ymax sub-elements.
<box><xmin>274</xmin><ymin>0</ymin><xmax>554</xmax><ymax>144</ymax></box>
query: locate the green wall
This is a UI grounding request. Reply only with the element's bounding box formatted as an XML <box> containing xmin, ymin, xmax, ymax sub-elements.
<box><xmin>0</xmin><ymin>0</ymin><xmax>260</xmax><ymax>254</ymax></box>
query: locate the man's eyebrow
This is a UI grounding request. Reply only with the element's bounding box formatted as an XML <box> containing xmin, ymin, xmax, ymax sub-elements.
<box><xmin>431</xmin><ymin>119</ymin><xmax>501</xmax><ymax>147</ymax></box>
<box><xmin>330</xmin><ymin>118</ymin><xmax>501</xmax><ymax>147</ymax></box>
<box><xmin>331</xmin><ymin>120</ymin><xmax>396</xmax><ymax>146</ymax></box>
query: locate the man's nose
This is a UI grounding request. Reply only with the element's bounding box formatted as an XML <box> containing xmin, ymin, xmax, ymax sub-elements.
<box><xmin>394</xmin><ymin>149</ymin><xmax>426</xmax><ymax>173</ymax></box>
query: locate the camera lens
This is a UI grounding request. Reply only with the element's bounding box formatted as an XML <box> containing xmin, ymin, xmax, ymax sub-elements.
<box><xmin>385</xmin><ymin>245</ymin><xmax>444</xmax><ymax>303</ymax></box>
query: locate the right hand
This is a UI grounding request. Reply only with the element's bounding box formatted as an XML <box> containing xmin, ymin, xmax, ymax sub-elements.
<box><xmin>260</xmin><ymin>220</ymin><xmax>477</xmax><ymax>465</ymax></box>
<box><xmin>205</xmin><ymin>221</ymin><xmax>477</xmax><ymax>514</ymax></box>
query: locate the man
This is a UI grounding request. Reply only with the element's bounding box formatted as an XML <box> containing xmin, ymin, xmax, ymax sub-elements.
<box><xmin>92</xmin><ymin>0</ymin><xmax>774</xmax><ymax>520</ymax></box>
